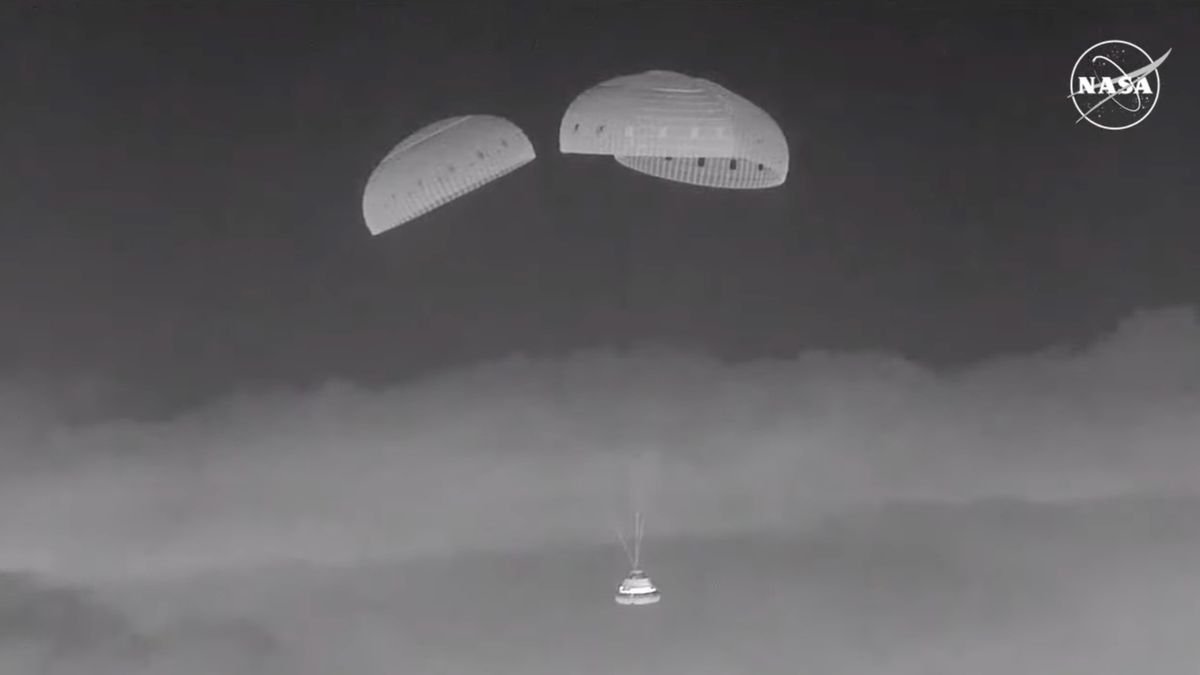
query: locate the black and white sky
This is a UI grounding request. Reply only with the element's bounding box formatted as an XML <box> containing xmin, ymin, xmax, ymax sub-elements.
<box><xmin>3</xmin><ymin>1</ymin><xmax>1200</xmax><ymax>673</ymax></box>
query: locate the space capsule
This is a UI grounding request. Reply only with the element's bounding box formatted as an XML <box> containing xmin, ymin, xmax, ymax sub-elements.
<box><xmin>615</xmin><ymin>568</ymin><xmax>661</xmax><ymax>606</ymax></box>
<box><xmin>614</xmin><ymin>512</ymin><xmax>660</xmax><ymax>606</ymax></box>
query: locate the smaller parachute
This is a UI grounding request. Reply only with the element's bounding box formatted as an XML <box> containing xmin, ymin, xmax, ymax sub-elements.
<box><xmin>559</xmin><ymin>70</ymin><xmax>788</xmax><ymax>189</ymax></box>
<box><xmin>362</xmin><ymin>115</ymin><xmax>536</xmax><ymax>235</ymax></box>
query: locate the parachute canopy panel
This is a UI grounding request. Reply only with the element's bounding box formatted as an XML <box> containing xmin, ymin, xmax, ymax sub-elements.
<box><xmin>362</xmin><ymin>115</ymin><xmax>536</xmax><ymax>235</ymax></box>
<box><xmin>558</xmin><ymin>70</ymin><xmax>788</xmax><ymax>189</ymax></box>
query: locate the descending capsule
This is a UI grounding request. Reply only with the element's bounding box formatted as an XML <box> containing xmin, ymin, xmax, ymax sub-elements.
<box><xmin>559</xmin><ymin>70</ymin><xmax>788</xmax><ymax>189</ymax></box>
<box><xmin>362</xmin><ymin>115</ymin><xmax>536</xmax><ymax>235</ymax></box>
<box><xmin>614</xmin><ymin>512</ymin><xmax>660</xmax><ymax>606</ymax></box>
<box><xmin>615</xmin><ymin>569</ymin><xmax>661</xmax><ymax>606</ymax></box>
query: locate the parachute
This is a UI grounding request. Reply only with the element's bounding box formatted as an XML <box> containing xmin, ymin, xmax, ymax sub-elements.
<box><xmin>558</xmin><ymin>70</ymin><xmax>788</xmax><ymax>189</ymax></box>
<box><xmin>361</xmin><ymin>115</ymin><xmax>536</xmax><ymax>235</ymax></box>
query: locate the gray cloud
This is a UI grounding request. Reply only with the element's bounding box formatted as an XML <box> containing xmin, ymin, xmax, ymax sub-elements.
<box><xmin>1</xmin><ymin>306</ymin><xmax>1198</xmax><ymax>580</ymax></box>
<box><xmin>86</xmin><ymin>494</ymin><xmax>1200</xmax><ymax>674</ymax></box>
<box><xmin>0</xmin><ymin>571</ymin><xmax>135</xmax><ymax>659</ymax></box>
<box><xmin>2</xmin><ymin>305</ymin><xmax>1200</xmax><ymax>578</ymax></box>
<box><xmin>1</xmin><ymin>306</ymin><xmax>1199</xmax><ymax>672</ymax></box>
<box><xmin>0</xmin><ymin>571</ymin><xmax>281</xmax><ymax>675</ymax></box>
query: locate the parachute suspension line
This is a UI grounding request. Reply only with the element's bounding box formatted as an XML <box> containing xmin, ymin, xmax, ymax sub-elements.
<box><xmin>614</xmin><ymin>519</ymin><xmax>636</xmax><ymax>568</ymax></box>
<box><xmin>614</xmin><ymin>456</ymin><xmax>652</xmax><ymax>571</ymax></box>
<box><xmin>633</xmin><ymin>511</ymin><xmax>644</xmax><ymax>570</ymax></box>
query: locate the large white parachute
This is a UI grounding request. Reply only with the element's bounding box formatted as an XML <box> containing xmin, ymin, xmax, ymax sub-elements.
<box><xmin>559</xmin><ymin>70</ymin><xmax>788</xmax><ymax>189</ymax></box>
<box><xmin>362</xmin><ymin>115</ymin><xmax>536</xmax><ymax>235</ymax></box>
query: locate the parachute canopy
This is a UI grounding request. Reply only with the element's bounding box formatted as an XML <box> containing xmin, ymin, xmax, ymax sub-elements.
<box><xmin>559</xmin><ymin>70</ymin><xmax>788</xmax><ymax>189</ymax></box>
<box><xmin>362</xmin><ymin>115</ymin><xmax>536</xmax><ymax>235</ymax></box>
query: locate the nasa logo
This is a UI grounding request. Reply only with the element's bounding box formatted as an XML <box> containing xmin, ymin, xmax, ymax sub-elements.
<box><xmin>1069</xmin><ymin>40</ymin><xmax>1171</xmax><ymax>130</ymax></box>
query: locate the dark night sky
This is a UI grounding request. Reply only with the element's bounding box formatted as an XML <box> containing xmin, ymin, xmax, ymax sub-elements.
<box><xmin>4</xmin><ymin>0</ymin><xmax>1199</xmax><ymax>410</ymax></box>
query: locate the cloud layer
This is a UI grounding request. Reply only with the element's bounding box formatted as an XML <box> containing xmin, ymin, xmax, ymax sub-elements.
<box><xmin>1</xmin><ymin>305</ymin><xmax>1199</xmax><ymax>672</ymax></box>
<box><xmin>2</xmin><ymin>306</ymin><xmax>1198</xmax><ymax>581</ymax></box>
<box><xmin>9</xmin><ymin>495</ymin><xmax>1200</xmax><ymax>674</ymax></box>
